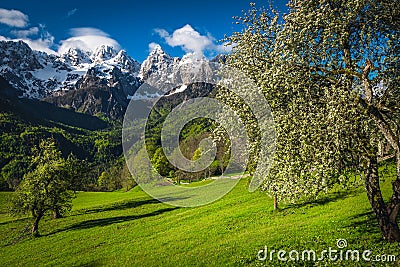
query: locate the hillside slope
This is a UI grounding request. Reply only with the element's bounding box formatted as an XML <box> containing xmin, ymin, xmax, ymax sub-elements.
<box><xmin>0</xmin><ymin>175</ymin><xmax>399</xmax><ymax>266</ymax></box>
<box><xmin>0</xmin><ymin>77</ymin><xmax>122</xmax><ymax>190</ymax></box>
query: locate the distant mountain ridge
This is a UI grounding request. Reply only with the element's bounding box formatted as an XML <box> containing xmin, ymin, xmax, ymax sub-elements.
<box><xmin>0</xmin><ymin>40</ymin><xmax>141</xmax><ymax>98</ymax></box>
<box><xmin>0</xmin><ymin>40</ymin><xmax>224</xmax><ymax>119</ymax></box>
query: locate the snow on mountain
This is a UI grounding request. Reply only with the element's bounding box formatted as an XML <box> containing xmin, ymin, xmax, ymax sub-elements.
<box><xmin>109</xmin><ymin>50</ymin><xmax>140</xmax><ymax>75</ymax></box>
<box><xmin>0</xmin><ymin>41</ymin><xmax>58</xmax><ymax>98</ymax></box>
<box><xmin>62</xmin><ymin>47</ymin><xmax>92</xmax><ymax>66</ymax></box>
<box><xmin>138</xmin><ymin>44</ymin><xmax>177</xmax><ymax>79</ymax></box>
<box><xmin>91</xmin><ymin>45</ymin><xmax>118</xmax><ymax>64</ymax></box>
<box><xmin>0</xmin><ymin>40</ymin><xmax>141</xmax><ymax>98</ymax></box>
<box><xmin>179</xmin><ymin>52</ymin><xmax>207</xmax><ymax>65</ymax></box>
<box><xmin>138</xmin><ymin>45</ymin><xmax>218</xmax><ymax>94</ymax></box>
<box><xmin>0</xmin><ymin>40</ymin><xmax>225</xmax><ymax>118</ymax></box>
<box><xmin>137</xmin><ymin>44</ymin><xmax>180</xmax><ymax>92</ymax></box>
<box><xmin>167</xmin><ymin>84</ymin><xmax>188</xmax><ymax>96</ymax></box>
<box><xmin>127</xmin><ymin>91</ymin><xmax>161</xmax><ymax>100</ymax></box>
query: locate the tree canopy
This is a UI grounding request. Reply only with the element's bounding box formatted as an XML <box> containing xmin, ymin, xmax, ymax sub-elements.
<box><xmin>225</xmin><ymin>0</ymin><xmax>400</xmax><ymax>242</ymax></box>
<box><xmin>10</xmin><ymin>139</ymin><xmax>74</xmax><ymax>235</ymax></box>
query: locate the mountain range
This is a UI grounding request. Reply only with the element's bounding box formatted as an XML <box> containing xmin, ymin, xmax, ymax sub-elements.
<box><xmin>0</xmin><ymin>40</ymin><xmax>222</xmax><ymax>119</ymax></box>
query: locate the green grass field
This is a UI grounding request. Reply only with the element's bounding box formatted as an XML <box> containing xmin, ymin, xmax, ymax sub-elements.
<box><xmin>1</xmin><ymin>171</ymin><xmax>400</xmax><ymax>266</ymax></box>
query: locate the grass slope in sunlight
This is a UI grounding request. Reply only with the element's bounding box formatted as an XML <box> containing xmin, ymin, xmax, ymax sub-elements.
<box><xmin>1</xmin><ymin>170</ymin><xmax>400</xmax><ymax>266</ymax></box>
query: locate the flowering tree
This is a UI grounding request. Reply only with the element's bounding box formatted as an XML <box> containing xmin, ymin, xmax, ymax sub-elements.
<box><xmin>225</xmin><ymin>0</ymin><xmax>400</xmax><ymax>242</ymax></box>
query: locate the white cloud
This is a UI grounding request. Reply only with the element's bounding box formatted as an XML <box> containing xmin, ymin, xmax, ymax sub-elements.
<box><xmin>148</xmin><ymin>42</ymin><xmax>159</xmax><ymax>51</ymax></box>
<box><xmin>23</xmin><ymin>38</ymin><xmax>56</xmax><ymax>54</ymax></box>
<box><xmin>3</xmin><ymin>37</ymin><xmax>56</xmax><ymax>54</ymax></box>
<box><xmin>156</xmin><ymin>24</ymin><xmax>211</xmax><ymax>56</ymax></box>
<box><xmin>1</xmin><ymin>25</ymin><xmax>120</xmax><ymax>56</ymax></box>
<box><xmin>154</xmin><ymin>29</ymin><xmax>169</xmax><ymax>39</ymax></box>
<box><xmin>0</xmin><ymin>8</ymin><xmax>57</xmax><ymax>55</ymax></box>
<box><xmin>70</xmin><ymin>27</ymin><xmax>109</xmax><ymax>37</ymax></box>
<box><xmin>155</xmin><ymin>24</ymin><xmax>231</xmax><ymax>57</ymax></box>
<box><xmin>66</xmin><ymin>8</ymin><xmax>78</xmax><ymax>18</ymax></box>
<box><xmin>0</xmin><ymin>25</ymin><xmax>56</xmax><ymax>54</ymax></box>
<box><xmin>0</xmin><ymin>8</ymin><xmax>29</xmax><ymax>28</ymax></box>
<box><xmin>58</xmin><ymin>27</ymin><xmax>121</xmax><ymax>54</ymax></box>
<box><xmin>214</xmin><ymin>41</ymin><xmax>234</xmax><ymax>54</ymax></box>
<box><xmin>20</xmin><ymin>25</ymin><xmax>56</xmax><ymax>54</ymax></box>
<box><xmin>11</xmin><ymin>27</ymin><xmax>39</xmax><ymax>38</ymax></box>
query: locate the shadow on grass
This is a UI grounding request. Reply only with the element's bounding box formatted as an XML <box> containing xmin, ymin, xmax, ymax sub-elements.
<box><xmin>75</xmin><ymin>197</ymin><xmax>188</xmax><ymax>216</ymax></box>
<box><xmin>0</xmin><ymin>199</ymin><xmax>161</xmax><ymax>227</ymax></box>
<box><xmin>45</xmin><ymin>196</ymin><xmax>189</xmax><ymax>235</ymax></box>
<box><xmin>69</xmin><ymin>207</ymin><xmax>178</xmax><ymax>231</ymax></box>
<box><xmin>77</xmin><ymin>198</ymin><xmax>160</xmax><ymax>215</ymax></box>
<box><xmin>345</xmin><ymin>210</ymin><xmax>382</xmax><ymax>237</ymax></box>
<box><xmin>0</xmin><ymin>217</ymin><xmax>29</xmax><ymax>226</ymax></box>
<box><xmin>280</xmin><ymin>188</ymin><xmax>361</xmax><ymax>211</ymax></box>
<box><xmin>46</xmin><ymin>207</ymin><xmax>178</xmax><ymax>236</ymax></box>
<box><xmin>346</xmin><ymin>210</ymin><xmax>400</xmax><ymax>239</ymax></box>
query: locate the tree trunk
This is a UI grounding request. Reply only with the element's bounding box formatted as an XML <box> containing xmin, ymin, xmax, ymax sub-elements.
<box><xmin>31</xmin><ymin>212</ymin><xmax>43</xmax><ymax>236</ymax></box>
<box><xmin>387</xmin><ymin>152</ymin><xmax>400</xmax><ymax>234</ymax></box>
<box><xmin>273</xmin><ymin>195</ymin><xmax>278</xmax><ymax>210</ymax></box>
<box><xmin>365</xmin><ymin>155</ymin><xmax>400</xmax><ymax>243</ymax></box>
<box><xmin>53</xmin><ymin>208</ymin><xmax>62</xmax><ymax>219</ymax></box>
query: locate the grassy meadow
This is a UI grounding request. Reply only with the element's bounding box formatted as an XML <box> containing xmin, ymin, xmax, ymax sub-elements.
<box><xmin>1</xmin><ymin>169</ymin><xmax>400</xmax><ymax>266</ymax></box>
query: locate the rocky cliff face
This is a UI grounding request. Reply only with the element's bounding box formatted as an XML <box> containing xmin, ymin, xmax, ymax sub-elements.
<box><xmin>0</xmin><ymin>40</ymin><xmax>223</xmax><ymax>119</ymax></box>
<box><xmin>139</xmin><ymin>47</ymin><xmax>220</xmax><ymax>93</ymax></box>
<box><xmin>0</xmin><ymin>41</ymin><xmax>140</xmax><ymax>98</ymax></box>
<box><xmin>0</xmin><ymin>41</ymin><xmax>60</xmax><ymax>98</ymax></box>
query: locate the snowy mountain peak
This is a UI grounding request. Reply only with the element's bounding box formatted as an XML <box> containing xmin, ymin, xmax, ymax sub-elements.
<box><xmin>62</xmin><ymin>47</ymin><xmax>91</xmax><ymax>66</ymax></box>
<box><xmin>0</xmin><ymin>40</ymin><xmax>141</xmax><ymax>98</ymax></box>
<box><xmin>107</xmin><ymin>49</ymin><xmax>140</xmax><ymax>74</ymax></box>
<box><xmin>91</xmin><ymin>45</ymin><xmax>118</xmax><ymax>64</ymax></box>
<box><xmin>114</xmin><ymin>50</ymin><xmax>132</xmax><ymax>64</ymax></box>
<box><xmin>149</xmin><ymin>44</ymin><xmax>172</xmax><ymax>60</ymax></box>
<box><xmin>149</xmin><ymin>44</ymin><xmax>164</xmax><ymax>54</ymax></box>
<box><xmin>180</xmin><ymin>52</ymin><xmax>207</xmax><ymax>65</ymax></box>
<box><xmin>0</xmin><ymin>39</ymin><xmax>222</xmax><ymax>102</ymax></box>
<box><xmin>138</xmin><ymin>45</ymin><xmax>174</xmax><ymax>80</ymax></box>
<box><xmin>0</xmin><ymin>40</ymin><xmax>41</xmax><ymax>68</ymax></box>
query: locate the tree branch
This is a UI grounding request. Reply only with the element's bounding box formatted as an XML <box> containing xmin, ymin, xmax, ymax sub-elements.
<box><xmin>358</xmin><ymin>96</ymin><xmax>400</xmax><ymax>153</ymax></box>
<box><xmin>362</xmin><ymin>59</ymin><xmax>373</xmax><ymax>103</ymax></box>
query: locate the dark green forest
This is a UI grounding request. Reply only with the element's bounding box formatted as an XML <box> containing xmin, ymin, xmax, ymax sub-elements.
<box><xmin>0</xmin><ymin>78</ymin><xmax>230</xmax><ymax>191</ymax></box>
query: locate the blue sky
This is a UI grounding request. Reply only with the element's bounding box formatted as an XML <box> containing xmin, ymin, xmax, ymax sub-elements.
<box><xmin>0</xmin><ymin>1</ymin><xmax>288</xmax><ymax>62</ymax></box>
